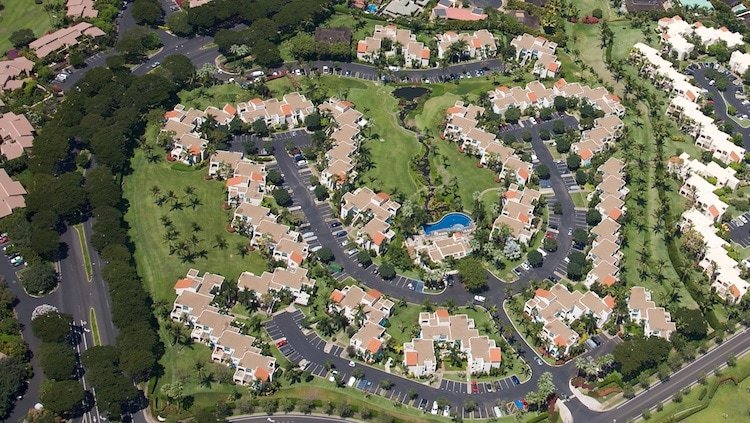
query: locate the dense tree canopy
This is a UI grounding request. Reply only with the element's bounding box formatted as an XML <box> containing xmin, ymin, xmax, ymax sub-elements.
<box><xmin>40</xmin><ymin>379</ymin><xmax>85</xmax><ymax>416</ymax></box>
<box><xmin>457</xmin><ymin>257</ymin><xmax>486</xmax><ymax>292</ymax></box>
<box><xmin>613</xmin><ymin>336</ymin><xmax>671</xmax><ymax>380</ymax></box>
<box><xmin>38</xmin><ymin>342</ymin><xmax>77</xmax><ymax>381</ymax></box>
<box><xmin>31</xmin><ymin>312</ymin><xmax>72</xmax><ymax>344</ymax></box>
<box><xmin>20</xmin><ymin>263</ymin><xmax>57</xmax><ymax>295</ymax></box>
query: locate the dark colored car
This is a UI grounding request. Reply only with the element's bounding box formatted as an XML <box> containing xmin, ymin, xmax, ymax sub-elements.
<box><xmin>511</xmin><ymin>375</ymin><xmax>521</xmax><ymax>385</ymax></box>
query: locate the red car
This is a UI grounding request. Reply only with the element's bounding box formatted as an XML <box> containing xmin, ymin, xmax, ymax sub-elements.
<box><xmin>471</xmin><ymin>380</ymin><xmax>479</xmax><ymax>394</ymax></box>
<box><xmin>275</xmin><ymin>338</ymin><xmax>288</xmax><ymax>347</ymax></box>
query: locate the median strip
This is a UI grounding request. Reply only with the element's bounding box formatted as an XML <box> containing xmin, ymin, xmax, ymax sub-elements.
<box><xmin>74</xmin><ymin>224</ymin><xmax>93</xmax><ymax>281</ymax></box>
<box><xmin>89</xmin><ymin>308</ymin><xmax>101</xmax><ymax>346</ymax></box>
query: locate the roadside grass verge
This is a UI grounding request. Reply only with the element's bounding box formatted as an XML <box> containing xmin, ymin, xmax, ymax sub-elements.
<box><xmin>645</xmin><ymin>352</ymin><xmax>750</xmax><ymax>422</ymax></box>
<box><xmin>73</xmin><ymin>224</ymin><xmax>93</xmax><ymax>281</ymax></box>
<box><xmin>89</xmin><ymin>308</ymin><xmax>101</xmax><ymax>346</ymax></box>
<box><xmin>178</xmin><ymin>84</ymin><xmax>253</xmax><ymax>109</ymax></box>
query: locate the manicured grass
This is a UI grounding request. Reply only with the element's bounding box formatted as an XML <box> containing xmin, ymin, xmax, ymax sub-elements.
<box><xmin>178</xmin><ymin>84</ymin><xmax>253</xmax><ymax>109</ymax></box>
<box><xmin>347</xmin><ymin>84</ymin><xmax>423</xmax><ymax>198</ymax></box>
<box><xmin>429</xmin><ymin>140</ymin><xmax>499</xmax><ymax>212</ymax></box>
<box><xmin>414</xmin><ymin>93</ymin><xmax>460</xmax><ymax>134</ymax></box>
<box><xmin>74</xmin><ymin>224</ymin><xmax>93</xmax><ymax>281</ymax></box>
<box><xmin>0</xmin><ymin>0</ymin><xmax>53</xmax><ymax>56</ymax></box>
<box><xmin>574</xmin><ymin>0</ymin><xmax>615</xmax><ymax>19</ymax></box>
<box><xmin>570</xmin><ymin>191</ymin><xmax>590</xmax><ymax>209</ymax></box>
<box><xmin>123</xmin><ymin>150</ymin><xmax>267</xmax><ymax>304</ymax></box>
<box><xmin>385</xmin><ymin>303</ymin><xmax>422</xmax><ymax>348</ymax></box>
<box><xmin>89</xmin><ymin>308</ymin><xmax>101</xmax><ymax>346</ymax></box>
<box><xmin>645</xmin><ymin>352</ymin><xmax>750</xmax><ymax>422</ymax></box>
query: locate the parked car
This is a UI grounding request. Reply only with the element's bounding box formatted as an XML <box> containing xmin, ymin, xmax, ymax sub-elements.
<box><xmin>348</xmin><ymin>360</ymin><xmax>356</xmax><ymax>367</ymax></box>
<box><xmin>471</xmin><ymin>380</ymin><xmax>479</xmax><ymax>394</ymax></box>
<box><xmin>443</xmin><ymin>406</ymin><xmax>451</xmax><ymax>417</ymax></box>
<box><xmin>330</xmin><ymin>221</ymin><xmax>342</xmax><ymax>228</ymax></box>
<box><xmin>275</xmin><ymin>338</ymin><xmax>287</xmax><ymax>347</ymax></box>
<box><xmin>431</xmin><ymin>401</ymin><xmax>439</xmax><ymax>415</ymax></box>
<box><xmin>473</xmin><ymin>295</ymin><xmax>486</xmax><ymax>303</ymax></box>
<box><xmin>335</xmin><ymin>231</ymin><xmax>347</xmax><ymax>238</ymax></box>
<box><xmin>511</xmin><ymin>375</ymin><xmax>521</xmax><ymax>385</ymax></box>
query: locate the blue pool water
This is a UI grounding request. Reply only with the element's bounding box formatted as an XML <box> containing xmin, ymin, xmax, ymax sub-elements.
<box><xmin>423</xmin><ymin>212</ymin><xmax>474</xmax><ymax>235</ymax></box>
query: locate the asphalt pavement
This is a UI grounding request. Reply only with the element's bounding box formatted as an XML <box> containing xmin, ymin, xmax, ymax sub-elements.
<box><xmin>687</xmin><ymin>63</ymin><xmax>750</xmax><ymax>149</ymax></box>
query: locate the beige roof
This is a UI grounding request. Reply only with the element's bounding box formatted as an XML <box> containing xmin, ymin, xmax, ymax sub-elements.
<box><xmin>234</xmin><ymin>203</ymin><xmax>270</xmax><ymax>223</ymax></box>
<box><xmin>404</xmin><ymin>338</ymin><xmax>435</xmax><ymax>367</ymax></box>
<box><xmin>0</xmin><ymin>169</ymin><xmax>26</xmax><ymax>218</ymax></box>
<box><xmin>628</xmin><ymin>286</ymin><xmax>655</xmax><ymax>313</ymax></box>
<box><xmin>646</xmin><ymin>307</ymin><xmax>676</xmax><ymax>334</ymax></box>
<box><xmin>238</xmin><ymin>267</ymin><xmax>313</xmax><ymax>294</ymax></box>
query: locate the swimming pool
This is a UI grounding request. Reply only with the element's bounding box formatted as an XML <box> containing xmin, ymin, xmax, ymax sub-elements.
<box><xmin>423</xmin><ymin>212</ymin><xmax>474</xmax><ymax>235</ymax></box>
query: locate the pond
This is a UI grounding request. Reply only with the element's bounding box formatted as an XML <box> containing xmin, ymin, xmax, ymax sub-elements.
<box><xmin>423</xmin><ymin>212</ymin><xmax>474</xmax><ymax>235</ymax></box>
<box><xmin>393</xmin><ymin>86</ymin><xmax>431</xmax><ymax>101</ymax></box>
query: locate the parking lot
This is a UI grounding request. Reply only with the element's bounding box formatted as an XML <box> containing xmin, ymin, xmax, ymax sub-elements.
<box><xmin>728</xmin><ymin>212</ymin><xmax>750</xmax><ymax>247</ymax></box>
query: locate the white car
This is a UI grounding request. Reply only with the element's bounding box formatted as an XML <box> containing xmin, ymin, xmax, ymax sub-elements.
<box><xmin>740</xmin><ymin>215</ymin><xmax>748</xmax><ymax>224</ymax></box>
<box><xmin>473</xmin><ymin>295</ymin><xmax>486</xmax><ymax>303</ymax></box>
<box><xmin>348</xmin><ymin>360</ymin><xmax>356</xmax><ymax>367</ymax></box>
<box><xmin>529</xmin><ymin>117</ymin><xmax>537</xmax><ymax>125</ymax></box>
<box><xmin>521</xmin><ymin>261</ymin><xmax>531</xmax><ymax>270</ymax></box>
<box><xmin>328</xmin><ymin>370</ymin><xmax>339</xmax><ymax>382</ymax></box>
<box><xmin>431</xmin><ymin>401</ymin><xmax>439</xmax><ymax>415</ymax></box>
<box><xmin>296</xmin><ymin>160</ymin><xmax>308</xmax><ymax>167</ymax></box>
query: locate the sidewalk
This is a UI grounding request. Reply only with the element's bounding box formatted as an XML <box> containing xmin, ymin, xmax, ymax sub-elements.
<box><xmin>568</xmin><ymin>380</ymin><xmax>606</xmax><ymax>412</ymax></box>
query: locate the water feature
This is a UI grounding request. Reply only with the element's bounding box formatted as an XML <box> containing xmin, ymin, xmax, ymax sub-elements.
<box><xmin>393</xmin><ymin>86</ymin><xmax>430</xmax><ymax>101</ymax></box>
<box><xmin>423</xmin><ymin>212</ymin><xmax>474</xmax><ymax>235</ymax></box>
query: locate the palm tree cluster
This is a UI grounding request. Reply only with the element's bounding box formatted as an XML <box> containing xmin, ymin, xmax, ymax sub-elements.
<box><xmin>316</xmin><ymin>308</ymin><xmax>349</xmax><ymax>337</ymax></box>
<box><xmin>152</xmin><ymin>185</ymin><xmax>210</xmax><ymax>263</ymax></box>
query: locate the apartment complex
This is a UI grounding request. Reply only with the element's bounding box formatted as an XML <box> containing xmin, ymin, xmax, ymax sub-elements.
<box><xmin>491</xmin><ymin>183</ymin><xmax>542</xmax><ymax>246</ymax></box>
<box><xmin>436</xmin><ymin>30</ymin><xmax>496</xmax><ymax>61</ymax></box>
<box><xmin>163</xmin><ymin>104</ymin><xmax>230</xmax><ymax>164</ymax></box>
<box><xmin>669</xmin><ymin>152</ymin><xmax>740</xmax><ymax>190</ymax></box>
<box><xmin>406</xmin><ymin>231</ymin><xmax>473</xmax><ymax>267</ymax></box>
<box><xmin>29</xmin><ymin>22</ymin><xmax>105</xmax><ymax>59</ymax></box>
<box><xmin>317</xmin><ymin>98</ymin><xmax>368</xmax><ymax>190</ymax></box>
<box><xmin>224</xmin><ymin>157</ymin><xmax>269</xmax><ymax>207</ymax></box>
<box><xmin>627</xmin><ymin>286</ymin><xmax>676</xmax><ymax>339</ymax></box>
<box><xmin>403</xmin><ymin>309</ymin><xmax>501</xmax><ymax>377</ymax></box>
<box><xmin>443</xmin><ymin>100</ymin><xmax>532</xmax><ymax>186</ymax></box>
<box><xmin>487</xmin><ymin>80</ymin><xmax>624</xmax><ymax>164</ymax></box>
<box><xmin>0</xmin><ymin>57</ymin><xmax>34</xmax><ymax>92</ymax></box>
<box><xmin>329</xmin><ymin>285</ymin><xmax>393</xmax><ymax>361</ymax></box>
<box><xmin>729</xmin><ymin>50</ymin><xmax>750</xmax><ymax>75</ymax></box>
<box><xmin>170</xmin><ymin>269</ymin><xmax>276</xmax><ymax>385</ymax></box>
<box><xmin>356</xmin><ymin>25</ymin><xmax>430</xmax><ymax>68</ymax></box>
<box><xmin>340</xmin><ymin>187</ymin><xmax>401</xmax><ymax>254</ymax></box>
<box><xmin>524</xmin><ymin>284</ymin><xmax>614</xmax><ymax>357</ymax></box>
<box><xmin>584</xmin><ymin>157</ymin><xmax>627</xmax><ymax>287</ymax></box>
<box><xmin>0</xmin><ymin>169</ymin><xmax>26</xmax><ymax>219</ymax></box>
<box><xmin>0</xmin><ymin>112</ymin><xmax>34</xmax><ymax>160</ymax></box>
<box><xmin>236</xmin><ymin>92</ymin><xmax>315</xmax><ymax>128</ymax></box>
<box><xmin>630</xmin><ymin>43</ymin><xmax>703</xmax><ymax>101</ymax></box>
<box><xmin>658</xmin><ymin>16</ymin><xmax>744</xmax><ymax>61</ymax></box>
<box><xmin>666</xmin><ymin>96</ymin><xmax>745</xmax><ymax>164</ymax></box>
<box><xmin>232</xmin><ymin>203</ymin><xmax>309</xmax><ymax>268</ymax></box>
<box><xmin>510</xmin><ymin>33</ymin><xmax>561</xmax><ymax>79</ymax></box>
<box><xmin>238</xmin><ymin>267</ymin><xmax>316</xmax><ymax>306</ymax></box>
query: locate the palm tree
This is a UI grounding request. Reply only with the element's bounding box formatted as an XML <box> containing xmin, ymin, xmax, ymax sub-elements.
<box><xmin>214</xmin><ymin>235</ymin><xmax>227</xmax><ymax>250</ymax></box>
<box><xmin>236</xmin><ymin>242</ymin><xmax>248</xmax><ymax>258</ymax></box>
<box><xmin>151</xmin><ymin>185</ymin><xmax>161</xmax><ymax>197</ymax></box>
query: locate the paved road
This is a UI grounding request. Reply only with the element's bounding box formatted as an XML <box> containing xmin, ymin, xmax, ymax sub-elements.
<box><xmin>300</xmin><ymin>59</ymin><xmax>505</xmax><ymax>84</ymax></box>
<box><xmin>1</xmin><ymin>221</ymin><xmax>117</xmax><ymax>422</ymax></box>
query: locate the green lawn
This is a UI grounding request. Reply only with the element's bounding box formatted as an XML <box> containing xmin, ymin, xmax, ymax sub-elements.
<box><xmin>574</xmin><ymin>0</ymin><xmax>615</xmax><ymax>19</ymax></box>
<box><xmin>570</xmin><ymin>191</ymin><xmax>590</xmax><ymax>209</ymax></box>
<box><xmin>429</xmin><ymin>139</ymin><xmax>499</xmax><ymax>212</ymax></box>
<box><xmin>178</xmin><ymin>84</ymin><xmax>253</xmax><ymax>109</ymax></box>
<box><xmin>385</xmin><ymin>303</ymin><xmax>422</xmax><ymax>348</ymax></box>
<box><xmin>0</xmin><ymin>0</ymin><xmax>53</xmax><ymax>56</ymax></box>
<box><xmin>123</xmin><ymin>150</ymin><xmax>267</xmax><ymax>304</ymax></box>
<box><xmin>414</xmin><ymin>93</ymin><xmax>460</xmax><ymax>134</ymax></box>
<box><xmin>646</xmin><ymin>352</ymin><xmax>750</xmax><ymax>422</ymax></box>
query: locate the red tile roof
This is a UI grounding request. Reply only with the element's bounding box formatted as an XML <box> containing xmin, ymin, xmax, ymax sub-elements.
<box><xmin>367</xmin><ymin>338</ymin><xmax>383</xmax><ymax>354</ymax></box>
<box><xmin>405</xmin><ymin>351</ymin><xmax>418</xmax><ymax>366</ymax></box>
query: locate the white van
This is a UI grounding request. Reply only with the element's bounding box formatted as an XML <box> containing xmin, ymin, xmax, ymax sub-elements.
<box><xmin>250</xmin><ymin>70</ymin><xmax>264</xmax><ymax>78</ymax></box>
<box><xmin>347</xmin><ymin>376</ymin><xmax>357</xmax><ymax>387</ymax></box>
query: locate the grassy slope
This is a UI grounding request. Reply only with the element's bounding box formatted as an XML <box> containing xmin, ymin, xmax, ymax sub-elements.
<box><xmin>178</xmin><ymin>84</ymin><xmax>254</xmax><ymax>109</ymax></box>
<box><xmin>0</xmin><ymin>0</ymin><xmax>52</xmax><ymax>55</ymax></box>
<box><xmin>416</xmin><ymin>91</ymin><xmax>500</xmax><ymax>211</ymax></box>
<box><xmin>123</xmin><ymin>151</ymin><xmax>266</xmax><ymax>303</ymax></box>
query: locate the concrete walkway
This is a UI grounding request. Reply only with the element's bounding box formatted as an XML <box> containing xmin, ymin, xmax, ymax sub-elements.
<box><xmin>568</xmin><ymin>381</ymin><xmax>605</xmax><ymax>412</ymax></box>
<box><xmin>557</xmin><ymin>399</ymin><xmax>574</xmax><ymax>423</ymax></box>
